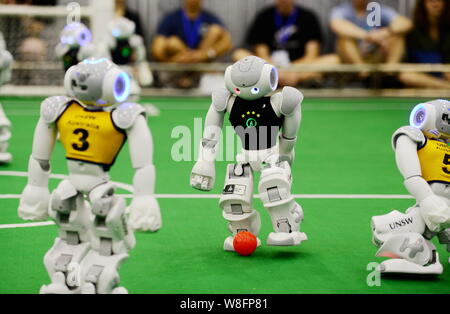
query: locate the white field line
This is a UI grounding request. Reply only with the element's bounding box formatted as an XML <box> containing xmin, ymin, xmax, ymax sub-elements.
<box><xmin>0</xmin><ymin>171</ymin><xmax>413</xmax><ymax>230</ymax></box>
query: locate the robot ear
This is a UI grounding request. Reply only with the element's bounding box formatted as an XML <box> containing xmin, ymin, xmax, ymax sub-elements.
<box><xmin>259</xmin><ymin>64</ymin><xmax>278</xmax><ymax>93</ymax></box>
<box><xmin>102</xmin><ymin>68</ymin><xmax>131</xmax><ymax>104</ymax></box>
<box><xmin>410</xmin><ymin>103</ymin><xmax>434</xmax><ymax>130</ymax></box>
<box><xmin>64</xmin><ymin>66</ymin><xmax>77</xmax><ymax>97</ymax></box>
<box><xmin>269</xmin><ymin>66</ymin><xmax>278</xmax><ymax>91</ymax></box>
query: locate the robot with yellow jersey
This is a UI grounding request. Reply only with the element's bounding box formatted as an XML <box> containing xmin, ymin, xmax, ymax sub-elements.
<box><xmin>18</xmin><ymin>58</ymin><xmax>161</xmax><ymax>294</ymax></box>
<box><xmin>372</xmin><ymin>99</ymin><xmax>450</xmax><ymax>275</ymax></box>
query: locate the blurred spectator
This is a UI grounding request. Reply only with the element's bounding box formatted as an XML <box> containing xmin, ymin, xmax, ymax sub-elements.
<box><xmin>114</xmin><ymin>0</ymin><xmax>144</xmax><ymax>39</ymax></box>
<box><xmin>151</xmin><ymin>0</ymin><xmax>232</xmax><ymax>64</ymax></box>
<box><xmin>330</xmin><ymin>0</ymin><xmax>412</xmax><ymax>78</ymax></box>
<box><xmin>233</xmin><ymin>0</ymin><xmax>340</xmax><ymax>87</ymax></box>
<box><xmin>399</xmin><ymin>0</ymin><xmax>450</xmax><ymax>89</ymax></box>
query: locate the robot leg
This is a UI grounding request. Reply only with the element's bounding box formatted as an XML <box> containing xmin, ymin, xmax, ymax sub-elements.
<box><xmin>219</xmin><ymin>163</ymin><xmax>261</xmax><ymax>251</ymax></box>
<box><xmin>371</xmin><ymin>207</ymin><xmax>443</xmax><ymax>275</ymax></box>
<box><xmin>41</xmin><ymin>180</ymin><xmax>91</xmax><ymax>294</ymax></box>
<box><xmin>258</xmin><ymin>160</ymin><xmax>307</xmax><ymax>246</ymax></box>
<box><xmin>80</xmin><ymin>182</ymin><xmax>136</xmax><ymax>294</ymax></box>
<box><xmin>0</xmin><ymin>103</ymin><xmax>12</xmax><ymax>163</ymax></box>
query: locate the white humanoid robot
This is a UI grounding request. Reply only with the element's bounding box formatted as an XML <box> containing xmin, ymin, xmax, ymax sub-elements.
<box><xmin>18</xmin><ymin>58</ymin><xmax>161</xmax><ymax>294</ymax></box>
<box><xmin>372</xmin><ymin>99</ymin><xmax>450</xmax><ymax>275</ymax></box>
<box><xmin>102</xmin><ymin>17</ymin><xmax>153</xmax><ymax>102</ymax></box>
<box><xmin>55</xmin><ymin>22</ymin><xmax>97</xmax><ymax>71</ymax></box>
<box><xmin>0</xmin><ymin>32</ymin><xmax>13</xmax><ymax>163</ymax></box>
<box><xmin>190</xmin><ymin>56</ymin><xmax>306</xmax><ymax>251</ymax></box>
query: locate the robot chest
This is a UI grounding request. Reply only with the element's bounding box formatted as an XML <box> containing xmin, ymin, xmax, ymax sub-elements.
<box><xmin>229</xmin><ymin>97</ymin><xmax>283</xmax><ymax>129</ymax></box>
<box><xmin>229</xmin><ymin>97</ymin><xmax>284</xmax><ymax>151</ymax></box>
<box><xmin>418</xmin><ymin>139</ymin><xmax>450</xmax><ymax>184</ymax></box>
<box><xmin>56</xmin><ymin>103</ymin><xmax>126</xmax><ymax>167</ymax></box>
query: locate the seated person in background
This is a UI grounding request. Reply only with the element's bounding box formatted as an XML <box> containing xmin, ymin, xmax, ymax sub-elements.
<box><xmin>151</xmin><ymin>0</ymin><xmax>232</xmax><ymax>64</ymax></box>
<box><xmin>399</xmin><ymin>0</ymin><xmax>450</xmax><ymax>89</ymax></box>
<box><xmin>330</xmin><ymin>0</ymin><xmax>412</xmax><ymax>77</ymax></box>
<box><xmin>233</xmin><ymin>0</ymin><xmax>340</xmax><ymax>87</ymax></box>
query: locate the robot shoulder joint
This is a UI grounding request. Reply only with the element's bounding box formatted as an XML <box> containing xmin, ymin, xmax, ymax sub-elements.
<box><xmin>40</xmin><ymin>96</ymin><xmax>71</xmax><ymax>123</ymax></box>
<box><xmin>280</xmin><ymin>87</ymin><xmax>303</xmax><ymax>116</ymax></box>
<box><xmin>392</xmin><ymin>126</ymin><xmax>426</xmax><ymax>150</ymax></box>
<box><xmin>112</xmin><ymin>102</ymin><xmax>146</xmax><ymax>130</ymax></box>
<box><xmin>212</xmin><ymin>89</ymin><xmax>231</xmax><ymax>112</ymax></box>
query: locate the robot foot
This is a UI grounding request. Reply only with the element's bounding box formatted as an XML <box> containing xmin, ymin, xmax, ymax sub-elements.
<box><xmin>0</xmin><ymin>152</ymin><xmax>12</xmax><ymax>164</ymax></box>
<box><xmin>81</xmin><ymin>283</ymin><xmax>128</xmax><ymax>294</ymax></box>
<box><xmin>40</xmin><ymin>272</ymin><xmax>78</xmax><ymax>294</ymax></box>
<box><xmin>266</xmin><ymin>231</ymin><xmax>307</xmax><ymax>246</ymax></box>
<box><xmin>223</xmin><ymin>236</ymin><xmax>261</xmax><ymax>252</ymax></box>
<box><xmin>378</xmin><ymin>254</ymin><xmax>443</xmax><ymax>275</ymax></box>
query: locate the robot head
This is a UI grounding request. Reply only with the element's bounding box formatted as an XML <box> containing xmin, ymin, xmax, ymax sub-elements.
<box><xmin>224</xmin><ymin>56</ymin><xmax>278</xmax><ymax>101</ymax></box>
<box><xmin>60</xmin><ymin>22</ymin><xmax>92</xmax><ymax>48</ymax></box>
<box><xmin>64</xmin><ymin>58</ymin><xmax>131</xmax><ymax>106</ymax></box>
<box><xmin>410</xmin><ymin>99</ymin><xmax>450</xmax><ymax>140</ymax></box>
<box><xmin>109</xmin><ymin>17</ymin><xmax>135</xmax><ymax>40</ymax></box>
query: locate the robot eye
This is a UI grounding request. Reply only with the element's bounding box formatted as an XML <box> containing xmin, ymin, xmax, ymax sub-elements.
<box><xmin>251</xmin><ymin>87</ymin><xmax>259</xmax><ymax>95</ymax></box>
<box><xmin>234</xmin><ymin>88</ymin><xmax>241</xmax><ymax>95</ymax></box>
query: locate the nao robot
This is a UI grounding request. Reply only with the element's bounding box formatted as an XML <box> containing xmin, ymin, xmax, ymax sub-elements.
<box><xmin>18</xmin><ymin>58</ymin><xmax>161</xmax><ymax>294</ymax></box>
<box><xmin>190</xmin><ymin>56</ymin><xmax>306</xmax><ymax>251</ymax></box>
<box><xmin>372</xmin><ymin>99</ymin><xmax>450</xmax><ymax>275</ymax></box>
<box><xmin>0</xmin><ymin>32</ymin><xmax>13</xmax><ymax>164</ymax></box>
<box><xmin>55</xmin><ymin>22</ymin><xmax>96</xmax><ymax>71</ymax></box>
<box><xmin>103</xmin><ymin>17</ymin><xmax>153</xmax><ymax>102</ymax></box>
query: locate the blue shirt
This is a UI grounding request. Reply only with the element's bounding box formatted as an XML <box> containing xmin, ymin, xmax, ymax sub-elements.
<box><xmin>157</xmin><ymin>9</ymin><xmax>224</xmax><ymax>49</ymax></box>
<box><xmin>330</xmin><ymin>2</ymin><xmax>397</xmax><ymax>31</ymax></box>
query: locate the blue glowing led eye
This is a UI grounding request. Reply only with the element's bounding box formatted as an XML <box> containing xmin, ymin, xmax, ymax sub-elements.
<box><xmin>113</xmin><ymin>72</ymin><xmax>130</xmax><ymax>103</ymax></box>
<box><xmin>251</xmin><ymin>87</ymin><xmax>259</xmax><ymax>94</ymax></box>
<box><xmin>410</xmin><ymin>104</ymin><xmax>426</xmax><ymax>128</ymax></box>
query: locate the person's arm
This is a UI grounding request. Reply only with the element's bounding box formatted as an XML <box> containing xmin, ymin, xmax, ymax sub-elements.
<box><xmin>151</xmin><ymin>35</ymin><xmax>170</xmax><ymax>62</ymax></box>
<box><xmin>292</xmin><ymin>40</ymin><xmax>320</xmax><ymax>64</ymax></box>
<box><xmin>254</xmin><ymin>44</ymin><xmax>272</xmax><ymax>63</ymax></box>
<box><xmin>389</xmin><ymin>15</ymin><xmax>412</xmax><ymax>35</ymax></box>
<box><xmin>330</xmin><ymin>18</ymin><xmax>368</xmax><ymax>40</ymax></box>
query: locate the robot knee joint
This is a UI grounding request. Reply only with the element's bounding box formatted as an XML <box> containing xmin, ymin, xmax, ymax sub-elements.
<box><xmin>50</xmin><ymin>180</ymin><xmax>78</xmax><ymax>215</ymax></box>
<box><xmin>258</xmin><ymin>161</ymin><xmax>292</xmax><ymax>207</ymax></box>
<box><xmin>220</xmin><ymin>164</ymin><xmax>253</xmax><ymax>216</ymax></box>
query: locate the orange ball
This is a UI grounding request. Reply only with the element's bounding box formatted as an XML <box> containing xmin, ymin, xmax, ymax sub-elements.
<box><xmin>233</xmin><ymin>231</ymin><xmax>257</xmax><ymax>256</ymax></box>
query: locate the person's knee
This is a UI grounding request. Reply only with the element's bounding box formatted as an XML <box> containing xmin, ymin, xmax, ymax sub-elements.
<box><xmin>166</xmin><ymin>36</ymin><xmax>186</xmax><ymax>53</ymax></box>
<box><xmin>205</xmin><ymin>24</ymin><xmax>223</xmax><ymax>39</ymax></box>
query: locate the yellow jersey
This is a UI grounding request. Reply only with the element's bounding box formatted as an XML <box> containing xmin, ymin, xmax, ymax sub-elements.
<box><xmin>418</xmin><ymin>138</ymin><xmax>450</xmax><ymax>184</ymax></box>
<box><xmin>56</xmin><ymin>101</ymin><xmax>126</xmax><ymax>170</ymax></box>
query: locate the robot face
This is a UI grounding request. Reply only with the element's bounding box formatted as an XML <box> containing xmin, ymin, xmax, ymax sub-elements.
<box><xmin>224</xmin><ymin>56</ymin><xmax>278</xmax><ymax>101</ymax></box>
<box><xmin>64</xmin><ymin>58</ymin><xmax>130</xmax><ymax>106</ymax></box>
<box><xmin>109</xmin><ymin>17</ymin><xmax>135</xmax><ymax>40</ymax></box>
<box><xmin>410</xmin><ymin>99</ymin><xmax>450</xmax><ymax>139</ymax></box>
<box><xmin>60</xmin><ymin>22</ymin><xmax>92</xmax><ymax>47</ymax></box>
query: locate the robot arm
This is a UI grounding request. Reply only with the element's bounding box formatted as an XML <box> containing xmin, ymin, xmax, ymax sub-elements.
<box><xmin>393</xmin><ymin>126</ymin><xmax>449</xmax><ymax>232</ymax></box>
<box><xmin>190</xmin><ymin>90</ymin><xmax>229</xmax><ymax>191</ymax></box>
<box><xmin>112</xmin><ymin>103</ymin><xmax>161</xmax><ymax>232</ymax></box>
<box><xmin>277</xmin><ymin>87</ymin><xmax>303</xmax><ymax>164</ymax></box>
<box><xmin>18</xmin><ymin>96</ymin><xmax>68</xmax><ymax>221</ymax></box>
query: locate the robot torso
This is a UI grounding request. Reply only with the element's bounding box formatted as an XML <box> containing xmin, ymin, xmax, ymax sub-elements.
<box><xmin>57</xmin><ymin>100</ymin><xmax>126</xmax><ymax>171</ymax></box>
<box><xmin>229</xmin><ymin>96</ymin><xmax>284</xmax><ymax>151</ymax></box>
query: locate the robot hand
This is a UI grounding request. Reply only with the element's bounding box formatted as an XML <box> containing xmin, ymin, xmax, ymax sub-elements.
<box><xmin>128</xmin><ymin>195</ymin><xmax>162</xmax><ymax>232</ymax></box>
<box><xmin>419</xmin><ymin>194</ymin><xmax>450</xmax><ymax>232</ymax></box>
<box><xmin>190</xmin><ymin>160</ymin><xmax>215</xmax><ymax>191</ymax></box>
<box><xmin>18</xmin><ymin>184</ymin><xmax>50</xmax><ymax>221</ymax></box>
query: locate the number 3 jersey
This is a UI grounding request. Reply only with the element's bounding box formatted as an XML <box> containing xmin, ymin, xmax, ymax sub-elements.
<box><xmin>418</xmin><ymin>138</ymin><xmax>450</xmax><ymax>184</ymax></box>
<box><xmin>56</xmin><ymin>100</ymin><xmax>126</xmax><ymax>171</ymax></box>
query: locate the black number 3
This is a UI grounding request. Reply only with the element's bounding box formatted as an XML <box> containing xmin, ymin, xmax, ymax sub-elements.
<box><xmin>72</xmin><ymin>128</ymin><xmax>90</xmax><ymax>152</ymax></box>
<box><xmin>443</xmin><ymin>154</ymin><xmax>450</xmax><ymax>174</ymax></box>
